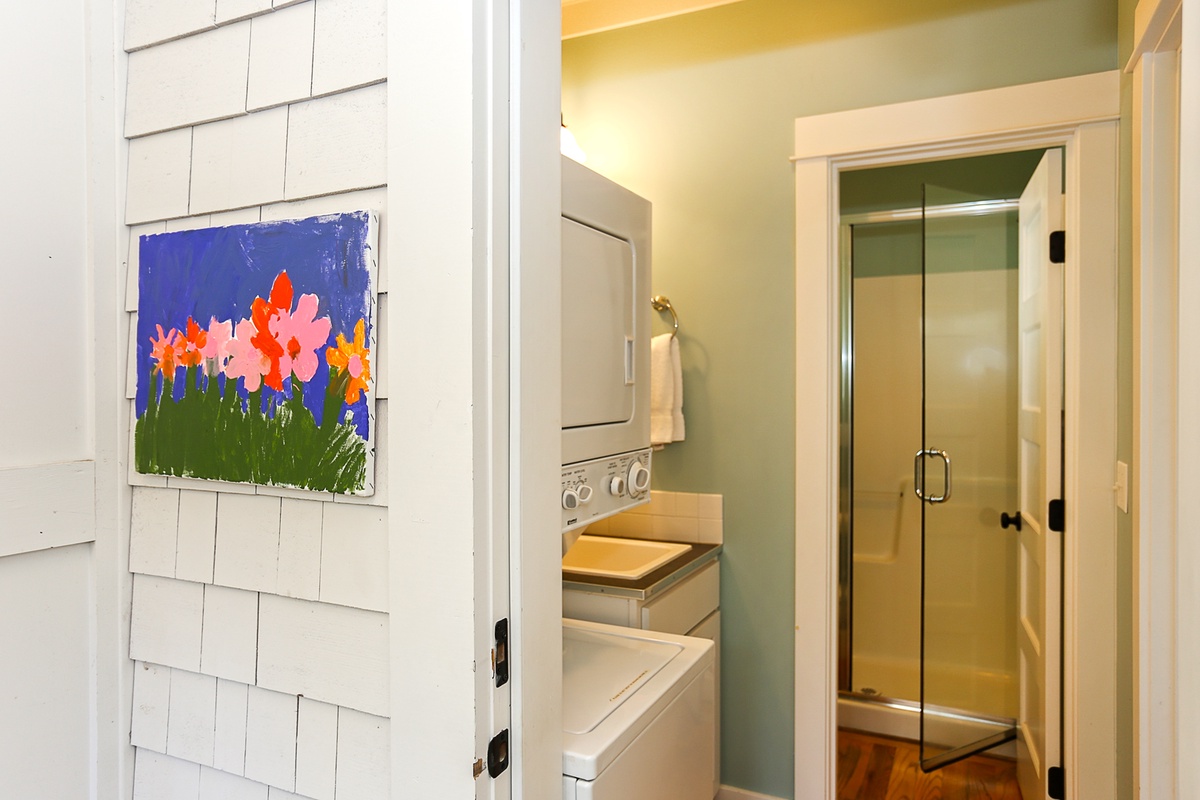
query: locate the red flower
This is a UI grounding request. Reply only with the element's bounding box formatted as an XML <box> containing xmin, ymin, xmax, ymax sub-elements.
<box><xmin>250</xmin><ymin>271</ymin><xmax>294</xmax><ymax>391</ymax></box>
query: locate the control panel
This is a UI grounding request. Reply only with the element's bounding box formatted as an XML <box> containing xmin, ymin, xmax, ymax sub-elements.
<box><xmin>561</xmin><ymin>448</ymin><xmax>652</xmax><ymax>533</ymax></box>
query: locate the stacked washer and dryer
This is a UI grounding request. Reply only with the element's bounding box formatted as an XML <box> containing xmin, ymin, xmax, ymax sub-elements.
<box><xmin>560</xmin><ymin>157</ymin><xmax>717</xmax><ymax>799</ymax></box>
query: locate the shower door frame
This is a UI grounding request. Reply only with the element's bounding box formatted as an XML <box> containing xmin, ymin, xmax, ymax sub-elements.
<box><xmin>837</xmin><ymin>198</ymin><xmax>1024</xmax><ymax>749</ymax></box>
<box><xmin>792</xmin><ymin>71</ymin><xmax>1120</xmax><ymax>800</ymax></box>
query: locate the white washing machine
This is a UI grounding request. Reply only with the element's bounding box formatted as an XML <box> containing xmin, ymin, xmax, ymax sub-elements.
<box><xmin>562</xmin><ymin>618</ymin><xmax>716</xmax><ymax>800</ymax></box>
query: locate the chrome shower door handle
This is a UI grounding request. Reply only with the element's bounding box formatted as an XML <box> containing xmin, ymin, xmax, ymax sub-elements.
<box><xmin>913</xmin><ymin>448</ymin><xmax>952</xmax><ymax>504</ymax></box>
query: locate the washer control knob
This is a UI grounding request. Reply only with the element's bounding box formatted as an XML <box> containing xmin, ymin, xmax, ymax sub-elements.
<box><xmin>627</xmin><ymin>460</ymin><xmax>651</xmax><ymax>494</ymax></box>
<box><xmin>562</xmin><ymin>488</ymin><xmax>580</xmax><ymax>510</ymax></box>
<box><xmin>577</xmin><ymin>484</ymin><xmax>594</xmax><ymax>504</ymax></box>
<box><xmin>609</xmin><ymin>476</ymin><xmax>626</xmax><ymax>496</ymax></box>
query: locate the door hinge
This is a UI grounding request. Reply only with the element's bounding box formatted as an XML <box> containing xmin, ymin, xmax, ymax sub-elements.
<box><xmin>1048</xmin><ymin>765</ymin><xmax>1065</xmax><ymax>799</ymax></box>
<box><xmin>493</xmin><ymin>618</ymin><xmax>509</xmax><ymax>688</ymax></box>
<box><xmin>1049</xmin><ymin>230</ymin><xmax>1066</xmax><ymax>264</ymax></box>
<box><xmin>487</xmin><ymin>729</ymin><xmax>510</xmax><ymax>778</ymax></box>
<box><xmin>1048</xmin><ymin>499</ymin><xmax>1064</xmax><ymax>532</ymax></box>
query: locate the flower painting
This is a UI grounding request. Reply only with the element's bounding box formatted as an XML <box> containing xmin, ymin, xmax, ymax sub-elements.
<box><xmin>135</xmin><ymin>211</ymin><xmax>378</xmax><ymax>495</ymax></box>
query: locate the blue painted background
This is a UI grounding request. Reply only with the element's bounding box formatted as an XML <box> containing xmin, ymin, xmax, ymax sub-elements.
<box><xmin>135</xmin><ymin>211</ymin><xmax>375</xmax><ymax>438</ymax></box>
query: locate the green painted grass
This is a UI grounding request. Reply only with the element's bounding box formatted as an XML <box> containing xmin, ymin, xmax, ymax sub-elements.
<box><xmin>135</xmin><ymin>370</ymin><xmax>368</xmax><ymax>494</ymax></box>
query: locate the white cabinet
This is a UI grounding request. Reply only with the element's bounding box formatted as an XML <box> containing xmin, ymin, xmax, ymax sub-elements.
<box><xmin>564</xmin><ymin>560</ymin><xmax>718</xmax><ymax>635</ymax></box>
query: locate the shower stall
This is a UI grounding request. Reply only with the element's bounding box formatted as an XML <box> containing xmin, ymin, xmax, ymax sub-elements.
<box><xmin>837</xmin><ymin>151</ymin><xmax>1047</xmax><ymax>770</ymax></box>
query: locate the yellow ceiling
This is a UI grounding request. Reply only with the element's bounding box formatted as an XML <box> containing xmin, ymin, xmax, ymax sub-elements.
<box><xmin>562</xmin><ymin>0</ymin><xmax>746</xmax><ymax>39</ymax></box>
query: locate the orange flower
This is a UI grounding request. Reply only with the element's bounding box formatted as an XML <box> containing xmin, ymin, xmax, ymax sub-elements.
<box><xmin>149</xmin><ymin>324</ymin><xmax>181</xmax><ymax>378</ymax></box>
<box><xmin>326</xmin><ymin>318</ymin><xmax>371</xmax><ymax>403</ymax></box>
<box><xmin>178</xmin><ymin>316</ymin><xmax>208</xmax><ymax>369</ymax></box>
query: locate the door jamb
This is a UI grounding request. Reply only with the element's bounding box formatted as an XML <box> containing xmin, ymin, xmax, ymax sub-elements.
<box><xmin>792</xmin><ymin>71</ymin><xmax>1121</xmax><ymax>799</ymax></box>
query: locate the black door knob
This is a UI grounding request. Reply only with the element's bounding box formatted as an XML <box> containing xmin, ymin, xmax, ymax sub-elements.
<box><xmin>1000</xmin><ymin>511</ymin><xmax>1023</xmax><ymax>531</ymax></box>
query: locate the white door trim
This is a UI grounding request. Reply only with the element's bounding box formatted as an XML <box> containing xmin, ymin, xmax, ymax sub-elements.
<box><xmin>509</xmin><ymin>0</ymin><xmax>565</xmax><ymax>797</ymax></box>
<box><xmin>1177</xmin><ymin>0</ymin><xmax>1200</xmax><ymax>793</ymax></box>
<box><xmin>793</xmin><ymin>71</ymin><xmax>1120</xmax><ymax>799</ymax></box>
<box><xmin>1126</xmin><ymin>0</ymin><xmax>1182</xmax><ymax>795</ymax></box>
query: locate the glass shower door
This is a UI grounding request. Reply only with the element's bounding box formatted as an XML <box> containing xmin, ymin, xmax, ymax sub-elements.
<box><xmin>917</xmin><ymin>184</ymin><xmax>1020</xmax><ymax>771</ymax></box>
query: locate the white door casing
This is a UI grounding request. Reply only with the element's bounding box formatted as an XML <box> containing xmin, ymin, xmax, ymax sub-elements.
<box><xmin>793</xmin><ymin>71</ymin><xmax>1120</xmax><ymax>799</ymax></box>
<box><xmin>1015</xmin><ymin>149</ymin><xmax>1064</xmax><ymax>799</ymax></box>
<box><xmin>1125</xmin><ymin>0</ymin><xmax>1183</xmax><ymax>796</ymax></box>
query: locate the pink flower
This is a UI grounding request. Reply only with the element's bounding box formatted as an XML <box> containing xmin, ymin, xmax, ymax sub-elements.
<box><xmin>270</xmin><ymin>293</ymin><xmax>332</xmax><ymax>383</ymax></box>
<box><xmin>200</xmin><ymin>317</ymin><xmax>233</xmax><ymax>371</ymax></box>
<box><xmin>224</xmin><ymin>319</ymin><xmax>271</xmax><ymax>392</ymax></box>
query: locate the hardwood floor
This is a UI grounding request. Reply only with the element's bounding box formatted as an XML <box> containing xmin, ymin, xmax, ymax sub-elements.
<box><xmin>837</xmin><ymin>730</ymin><xmax>1022</xmax><ymax>799</ymax></box>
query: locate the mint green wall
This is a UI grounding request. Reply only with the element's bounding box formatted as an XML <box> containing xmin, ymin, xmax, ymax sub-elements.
<box><xmin>563</xmin><ymin>2</ymin><xmax>1117</xmax><ymax>796</ymax></box>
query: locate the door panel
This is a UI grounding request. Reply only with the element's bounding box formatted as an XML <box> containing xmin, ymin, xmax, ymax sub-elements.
<box><xmin>918</xmin><ymin>185</ymin><xmax>1020</xmax><ymax>770</ymax></box>
<box><xmin>1015</xmin><ymin>150</ymin><xmax>1064</xmax><ymax>800</ymax></box>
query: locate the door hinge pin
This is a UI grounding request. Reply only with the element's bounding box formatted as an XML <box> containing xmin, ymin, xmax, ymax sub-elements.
<box><xmin>1048</xmin><ymin>498</ymin><xmax>1065</xmax><ymax>532</ymax></box>
<box><xmin>1049</xmin><ymin>230</ymin><xmax>1066</xmax><ymax>264</ymax></box>
<box><xmin>1048</xmin><ymin>765</ymin><xmax>1065</xmax><ymax>799</ymax></box>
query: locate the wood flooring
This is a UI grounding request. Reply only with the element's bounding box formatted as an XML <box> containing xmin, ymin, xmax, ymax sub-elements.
<box><xmin>837</xmin><ymin>730</ymin><xmax>1023</xmax><ymax>800</ymax></box>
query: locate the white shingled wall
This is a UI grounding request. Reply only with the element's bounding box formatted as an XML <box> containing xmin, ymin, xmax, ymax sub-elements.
<box><xmin>121</xmin><ymin>2</ymin><xmax>390</xmax><ymax>798</ymax></box>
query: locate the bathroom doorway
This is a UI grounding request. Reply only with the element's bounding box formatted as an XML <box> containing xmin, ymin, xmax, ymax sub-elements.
<box><xmin>835</xmin><ymin>148</ymin><xmax>1062</xmax><ymax>781</ymax></box>
<box><xmin>792</xmin><ymin>72</ymin><xmax>1120</xmax><ymax>800</ymax></box>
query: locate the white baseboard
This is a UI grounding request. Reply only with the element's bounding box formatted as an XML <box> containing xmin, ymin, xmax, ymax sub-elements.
<box><xmin>716</xmin><ymin>786</ymin><xmax>787</xmax><ymax>800</ymax></box>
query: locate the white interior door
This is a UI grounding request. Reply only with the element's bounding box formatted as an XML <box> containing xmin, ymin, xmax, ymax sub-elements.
<box><xmin>1015</xmin><ymin>149</ymin><xmax>1064</xmax><ymax>800</ymax></box>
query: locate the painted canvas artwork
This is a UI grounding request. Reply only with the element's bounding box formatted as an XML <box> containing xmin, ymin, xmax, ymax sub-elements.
<box><xmin>134</xmin><ymin>211</ymin><xmax>378</xmax><ymax>495</ymax></box>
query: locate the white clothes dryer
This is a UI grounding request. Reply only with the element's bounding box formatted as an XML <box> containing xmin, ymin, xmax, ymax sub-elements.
<box><xmin>562</xmin><ymin>619</ymin><xmax>715</xmax><ymax>800</ymax></box>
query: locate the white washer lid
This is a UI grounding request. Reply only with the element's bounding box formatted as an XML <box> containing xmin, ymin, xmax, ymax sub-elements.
<box><xmin>563</xmin><ymin>625</ymin><xmax>680</xmax><ymax>735</ymax></box>
<box><xmin>562</xmin><ymin>619</ymin><xmax>714</xmax><ymax>781</ymax></box>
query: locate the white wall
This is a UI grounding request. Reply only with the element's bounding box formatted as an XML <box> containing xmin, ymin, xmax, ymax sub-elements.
<box><xmin>120</xmin><ymin>3</ymin><xmax>392</xmax><ymax>796</ymax></box>
<box><xmin>0</xmin><ymin>0</ymin><xmax>92</xmax><ymax>470</ymax></box>
<box><xmin>0</xmin><ymin>2</ymin><xmax>97</xmax><ymax>797</ymax></box>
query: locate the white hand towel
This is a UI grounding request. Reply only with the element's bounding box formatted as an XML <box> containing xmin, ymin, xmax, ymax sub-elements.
<box><xmin>650</xmin><ymin>333</ymin><xmax>685</xmax><ymax>445</ymax></box>
<box><xmin>670</xmin><ymin>335</ymin><xmax>685</xmax><ymax>441</ymax></box>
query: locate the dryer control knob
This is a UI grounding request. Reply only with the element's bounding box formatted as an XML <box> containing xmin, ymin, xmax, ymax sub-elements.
<box><xmin>562</xmin><ymin>488</ymin><xmax>580</xmax><ymax>510</ymax></box>
<box><xmin>628</xmin><ymin>461</ymin><xmax>651</xmax><ymax>494</ymax></box>
<box><xmin>577</xmin><ymin>484</ymin><xmax>594</xmax><ymax>504</ymax></box>
<box><xmin>609</xmin><ymin>476</ymin><xmax>626</xmax><ymax>496</ymax></box>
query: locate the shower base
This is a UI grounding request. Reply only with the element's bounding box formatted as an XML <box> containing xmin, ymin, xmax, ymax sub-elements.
<box><xmin>837</xmin><ymin>692</ymin><xmax>1017</xmax><ymax>759</ymax></box>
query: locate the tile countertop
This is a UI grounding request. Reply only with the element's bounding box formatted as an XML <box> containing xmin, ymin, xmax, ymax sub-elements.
<box><xmin>562</xmin><ymin>540</ymin><xmax>722</xmax><ymax>601</ymax></box>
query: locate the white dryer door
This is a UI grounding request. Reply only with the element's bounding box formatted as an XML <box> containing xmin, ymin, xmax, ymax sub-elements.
<box><xmin>562</xmin><ymin>218</ymin><xmax>635</xmax><ymax>429</ymax></box>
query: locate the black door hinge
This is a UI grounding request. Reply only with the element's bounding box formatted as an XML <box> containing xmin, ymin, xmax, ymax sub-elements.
<box><xmin>1048</xmin><ymin>765</ymin><xmax>1065</xmax><ymax>799</ymax></box>
<box><xmin>494</xmin><ymin>618</ymin><xmax>509</xmax><ymax>688</ymax></box>
<box><xmin>1049</xmin><ymin>230</ymin><xmax>1066</xmax><ymax>264</ymax></box>
<box><xmin>487</xmin><ymin>729</ymin><xmax>510</xmax><ymax>778</ymax></box>
<box><xmin>1048</xmin><ymin>499</ymin><xmax>1064</xmax><ymax>532</ymax></box>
